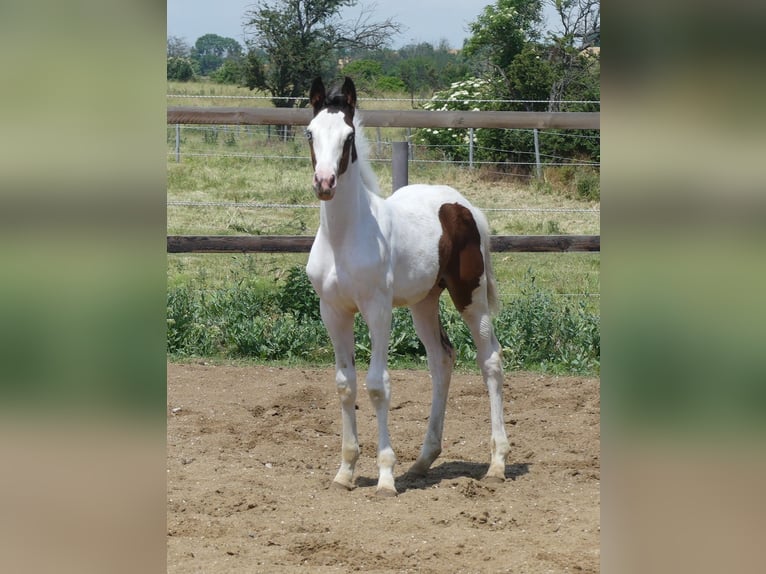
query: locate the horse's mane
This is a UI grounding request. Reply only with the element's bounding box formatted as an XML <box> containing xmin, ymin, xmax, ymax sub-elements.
<box><xmin>353</xmin><ymin>114</ymin><xmax>383</xmax><ymax>197</ymax></box>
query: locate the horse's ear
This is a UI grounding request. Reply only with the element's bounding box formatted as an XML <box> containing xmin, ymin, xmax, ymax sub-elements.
<box><xmin>309</xmin><ymin>77</ymin><xmax>326</xmax><ymax>115</ymax></box>
<box><xmin>341</xmin><ymin>76</ymin><xmax>357</xmax><ymax>109</ymax></box>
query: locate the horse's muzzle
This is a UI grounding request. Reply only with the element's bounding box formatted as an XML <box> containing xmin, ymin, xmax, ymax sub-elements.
<box><xmin>314</xmin><ymin>187</ymin><xmax>335</xmax><ymax>201</ymax></box>
<box><xmin>313</xmin><ymin>173</ymin><xmax>336</xmax><ymax>201</ymax></box>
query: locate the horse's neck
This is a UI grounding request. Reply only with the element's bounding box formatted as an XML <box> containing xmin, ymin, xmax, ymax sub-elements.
<box><xmin>319</xmin><ymin>164</ymin><xmax>378</xmax><ymax>245</ymax></box>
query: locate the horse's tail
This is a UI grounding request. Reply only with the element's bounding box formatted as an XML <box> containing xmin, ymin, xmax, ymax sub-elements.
<box><xmin>354</xmin><ymin>113</ymin><xmax>383</xmax><ymax>196</ymax></box>
<box><xmin>474</xmin><ymin>206</ymin><xmax>500</xmax><ymax>315</ymax></box>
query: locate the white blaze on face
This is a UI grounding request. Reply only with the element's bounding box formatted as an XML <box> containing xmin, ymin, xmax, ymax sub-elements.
<box><xmin>307</xmin><ymin>109</ymin><xmax>354</xmax><ymax>200</ymax></box>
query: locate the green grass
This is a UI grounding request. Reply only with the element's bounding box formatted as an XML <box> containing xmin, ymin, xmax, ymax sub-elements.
<box><xmin>167</xmin><ymin>83</ymin><xmax>600</xmax><ymax>374</ymax></box>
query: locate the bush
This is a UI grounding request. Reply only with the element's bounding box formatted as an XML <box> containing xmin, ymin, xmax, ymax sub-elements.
<box><xmin>211</xmin><ymin>60</ymin><xmax>244</xmax><ymax>85</ymax></box>
<box><xmin>167</xmin><ymin>57</ymin><xmax>195</xmax><ymax>82</ymax></box>
<box><xmin>493</xmin><ymin>271</ymin><xmax>600</xmax><ymax>374</ymax></box>
<box><xmin>541</xmin><ymin>164</ymin><xmax>600</xmax><ymax>202</ymax></box>
<box><xmin>167</xmin><ymin>265</ymin><xmax>599</xmax><ymax>375</ymax></box>
<box><xmin>414</xmin><ymin>78</ymin><xmax>492</xmax><ymax>162</ymax></box>
<box><xmin>413</xmin><ymin>77</ymin><xmax>600</xmax><ymax>179</ymax></box>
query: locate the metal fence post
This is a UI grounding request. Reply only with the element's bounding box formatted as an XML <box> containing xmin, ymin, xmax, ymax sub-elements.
<box><xmin>533</xmin><ymin>128</ymin><xmax>542</xmax><ymax>179</ymax></box>
<box><xmin>392</xmin><ymin>141</ymin><xmax>409</xmax><ymax>193</ymax></box>
<box><xmin>469</xmin><ymin>127</ymin><xmax>474</xmax><ymax>169</ymax></box>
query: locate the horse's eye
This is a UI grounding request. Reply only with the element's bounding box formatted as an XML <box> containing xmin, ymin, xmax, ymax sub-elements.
<box><xmin>346</xmin><ymin>133</ymin><xmax>354</xmax><ymax>143</ymax></box>
<box><xmin>305</xmin><ymin>130</ymin><xmax>313</xmax><ymax>142</ymax></box>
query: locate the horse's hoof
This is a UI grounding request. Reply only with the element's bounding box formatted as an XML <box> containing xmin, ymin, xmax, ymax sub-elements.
<box><xmin>482</xmin><ymin>475</ymin><xmax>505</xmax><ymax>484</ymax></box>
<box><xmin>375</xmin><ymin>487</ymin><xmax>398</xmax><ymax>498</ymax></box>
<box><xmin>331</xmin><ymin>480</ymin><xmax>355</xmax><ymax>491</ymax></box>
<box><xmin>406</xmin><ymin>466</ymin><xmax>428</xmax><ymax>479</ymax></box>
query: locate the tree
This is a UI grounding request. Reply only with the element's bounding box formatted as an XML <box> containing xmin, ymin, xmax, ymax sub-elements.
<box><xmin>167</xmin><ymin>35</ymin><xmax>195</xmax><ymax>81</ymax></box>
<box><xmin>545</xmin><ymin>0</ymin><xmax>600</xmax><ymax>110</ymax></box>
<box><xmin>548</xmin><ymin>0</ymin><xmax>599</xmax><ymax>49</ymax></box>
<box><xmin>463</xmin><ymin>0</ymin><xmax>544</xmax><ymax>74</ymax></box>
<box><xmin>243</xmin><ymin>0</ymin><xmax>401</xmax><ymax>109</ymax></box>
<box><xmin>191</xmin><ymin>34</ymin><xmax>244</xmax><ymax>76</ymax></box>
<box><xmin>167</xmin><ymin>35</ymin><xmax>190</xmax><ymax>59</ymax></box>
<box><xmin>417</xmin><ymin>0</ymin><xmax>600</xmax><ymax>174</ymax></box>
<box><xmin>398</xmin><ymin>57</ymin><xmax>437</xmax><ymax>103</ymax></box>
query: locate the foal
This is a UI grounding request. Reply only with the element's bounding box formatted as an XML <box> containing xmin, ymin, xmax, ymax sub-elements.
<box><xmin>305</xmin><ymin>76</ymin><xmax>510</xmax><ymax>496</ymax></box>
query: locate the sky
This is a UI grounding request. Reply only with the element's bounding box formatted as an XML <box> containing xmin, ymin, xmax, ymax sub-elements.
<box><xmin>167</xmin><ymin>1</ymin><xmax>561</xmax><ymax>50</ymax></box>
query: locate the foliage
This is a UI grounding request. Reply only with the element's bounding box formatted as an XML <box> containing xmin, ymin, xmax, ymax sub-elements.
<box><xmin>374</xmin><ymin>75</ymin><xmax>406</xmax><ymax>93</ymax></box>
<box><xmin>242</xmin><ymin>0</ymin><xmax>400</xmax><ymax>108</ymax></box>
<box><xmin>167</xmin><ymin>57</ymin><xmax>196</xmax><ymax>82</ymax></box>
<box><xmin>167</xmin><ymin>35</ymin><xmax>191</xmax><ymax>59</ymax></box>
<box><xmin>463</xmin><ymin>0</ymin><xmax>544</xmax><ymax>72</ymax></box>
<box><xmin>413</xmin><ymin>0</ymin><xmax>600</xmax><ymax>180</ymax></box>
<box><xmin>344</xmin><ymin>42</ymin><xmax>471</xmax><ymax>98</ymax></box>
<box><xmin>414</xmin><ymin>78</ymin><xmax>494</xmax><ymax>161</ymax></box>
<box><xmin>398</xmin><ymin>57</ymin><xmax>437</xmax><ymax>101</ymax></box>
<box><xmin>191</xmin><ymin>33</ymin><xmax>244</xmax><ymax>77</ymax></box>
<box><xmin>339</xmin><ymin>59</ymin><xmax>404</xmax><ymax>95</ymax></box>
<box><xmin>493</xmin><ymin>270</ymin><xmax>599</xmax><ymax>374</ymax></box>
<box><xmin>167</xmin><ymin>265</ymin><xmax>599</xmax><ymax>375</ymax></box>
<box><xmin>275</xmin><ymin>265</ymin><xmax>321</xmax><ymax>322</ymax></box>
<box><xmin>211</xmin><ymin>60</ymin><xmax>244</xmax><ymax>85</ymax></box>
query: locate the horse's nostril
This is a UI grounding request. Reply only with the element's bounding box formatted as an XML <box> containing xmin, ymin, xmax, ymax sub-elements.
<box><xmin>329</xmin><ymin>175</ymin><xmax>336</xmax><ymax>188</ymax></box>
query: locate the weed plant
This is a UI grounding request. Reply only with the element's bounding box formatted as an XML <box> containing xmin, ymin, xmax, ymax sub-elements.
<box><xmin>167</xmin><ymin>266</ymin><xmax>599</xmax><ymax>375</ymax></box>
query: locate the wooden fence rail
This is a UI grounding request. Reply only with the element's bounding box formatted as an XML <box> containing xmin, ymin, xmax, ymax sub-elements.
<box><xmin>167</xmin><ymin>235</ymin><xmax>600</xmax><ymax>254</ymax></box>
<box><xmin>167</xmin><ymin>107</ymin><xmax>600</xmax><ymax>130</ymax></box>
<box><xmin>166</xmin><ymin>108</ymin><xmax>600</xmax><ymax>255</ymax></box>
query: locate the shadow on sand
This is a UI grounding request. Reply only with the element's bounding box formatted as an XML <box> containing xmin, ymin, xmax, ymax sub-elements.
<box><xmin>353</xmin><ymin>461</ymin><xmax>530</xmax><ymax>494</ymax></box>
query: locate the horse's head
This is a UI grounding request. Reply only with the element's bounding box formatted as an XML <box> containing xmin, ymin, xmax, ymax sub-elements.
<box><xmin>306</xmin><ymin>76</ymin><xmax>358</xmax><ymax>201</ymax></box>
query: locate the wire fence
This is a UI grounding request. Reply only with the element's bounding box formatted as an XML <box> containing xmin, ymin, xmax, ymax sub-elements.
<box><xmin>166</xmin><ymin>123</ymin><xmax>601</xmax><ymax>171</ymax></box>
<box><xmin>166</xmin><ymin>108</ymin><xmax>601</xmax><ymax>301</ymax></box>
<box><xmin>167</xmin><ymin>199</ymin><xmax>599</xmax><ymax>215</ymax></box>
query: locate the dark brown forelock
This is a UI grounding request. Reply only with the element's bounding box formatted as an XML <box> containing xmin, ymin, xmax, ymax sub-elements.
<box><xmin>323</xmin><ymin>87</ymin><xmax>355</xmax><ymax>127</ymax></box>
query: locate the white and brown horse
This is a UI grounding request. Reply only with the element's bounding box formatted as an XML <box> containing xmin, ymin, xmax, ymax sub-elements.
<box><xmin>305</xmin><ymin>77</ymin><xmax>510</xmax><ymax>496</ymax></box>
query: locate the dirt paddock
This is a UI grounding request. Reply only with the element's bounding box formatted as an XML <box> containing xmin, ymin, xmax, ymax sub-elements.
<box><xmin>167</xmin><ymin>363</ymin><xmax>600</xmax><ymax>573</ymax></box>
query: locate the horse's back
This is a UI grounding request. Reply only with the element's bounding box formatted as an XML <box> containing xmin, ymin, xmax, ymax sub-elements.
<box><xmin>386</xmin><ymin>183</ymin><xmax>470</xmax><ymax>210</ymax></box>
<box><xmin>386</xmin><ymin>183</ymin><xmax>490</xmax><ymax>242</ymax></box>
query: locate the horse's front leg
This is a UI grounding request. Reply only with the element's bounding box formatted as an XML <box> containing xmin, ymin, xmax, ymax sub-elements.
<box><xmin>320</xmin><ymin>300</ymin><xmax>359</xmax><ymax>490</ymax></box>
<box><xmin>360</xmin><ymin>297</ymin><xmax>396</xmax><ymax>496</ymax></box>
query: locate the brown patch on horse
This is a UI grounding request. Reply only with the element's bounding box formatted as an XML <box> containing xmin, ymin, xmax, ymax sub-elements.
<box><xmin>437</xmin><ymin>203</ymin><xmax>485</xmax><ymax>313</ymax></box>
<box><xmin>308</xmin><ymin>141</ymin><xmax>317</xmax><ymax>169</ymax></box>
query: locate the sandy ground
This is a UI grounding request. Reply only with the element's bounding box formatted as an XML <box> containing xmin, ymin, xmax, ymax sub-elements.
<box><xmin>167</xmin><ymin>363</ymin><xmax>600</xmax><ymax>573</ymax></box>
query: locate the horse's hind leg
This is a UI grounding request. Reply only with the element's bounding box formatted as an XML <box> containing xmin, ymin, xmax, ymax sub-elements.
<box><xmin>320</xmin><ymin>300</ymin><xmax>360</xmax><ymax>490</ymax></box>
<box><xmin>408</xmin><ymin>288</ymin><xmax>455</xmax><ymax>477</ymax></box>
<box><xmin>460</xmin><ymin>295</ymin><xmax>510</xmax><ymax>482</ymax></box>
